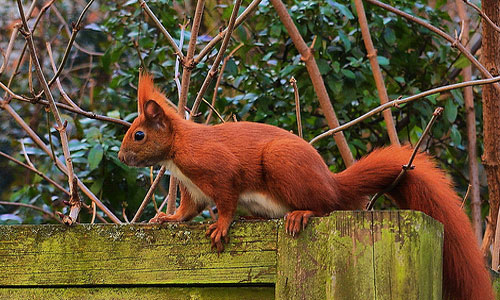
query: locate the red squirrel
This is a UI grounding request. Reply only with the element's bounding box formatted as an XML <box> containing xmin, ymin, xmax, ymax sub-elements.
<box><xmin>118</xmin><ymin>73</ymin><xmax>493</xmax><ymax>300</ymax></box>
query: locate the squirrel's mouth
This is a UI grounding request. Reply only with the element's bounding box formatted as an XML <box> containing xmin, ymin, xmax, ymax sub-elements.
<box><xmin>117</xmin><ymin>150</ymin><xmax>156</xmax><ymax>168</ymax></box>
<box><xmin>118</xmin><ymin>150</ymin><xmax>139</xmax><ymax>167</ymax></box>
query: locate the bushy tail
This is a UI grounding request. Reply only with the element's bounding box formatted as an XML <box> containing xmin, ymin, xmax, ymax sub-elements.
<box><xmin>334</xmin><ymin>145</ymin><xmax>493</xmax><ymax>300</ymax></box>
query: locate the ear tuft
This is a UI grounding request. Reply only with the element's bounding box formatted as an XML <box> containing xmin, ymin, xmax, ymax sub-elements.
<box><xmin>144</xmin><ymin>100</ymin><xmax>165</xmax><ymax>124</ymax></box>
<box><xmin>138</xmin><ymin>72</ymin><xmax>155</xmax><ymax>113</ymax></box>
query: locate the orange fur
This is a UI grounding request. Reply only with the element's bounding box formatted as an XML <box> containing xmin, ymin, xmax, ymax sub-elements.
<box><xmin>119</xmin><ymin>74</ymin><xmax>493</xmax><ymax>299</ymax></box>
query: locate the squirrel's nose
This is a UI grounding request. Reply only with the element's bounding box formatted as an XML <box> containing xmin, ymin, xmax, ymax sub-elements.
<box><xmin>118</xmin><ymin>151</ymin><xmax>125</xmax><ymax>164</ymax></box>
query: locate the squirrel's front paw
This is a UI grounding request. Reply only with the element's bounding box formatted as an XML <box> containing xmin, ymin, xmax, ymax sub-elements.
<box><xmin>149</xmin><ymin>212</ymin><xmax>178</xmax><ymax>224</ymax></box>
<box><xmin>206</xmin><ymin>221</ymin><xmax>230</xmax><ymax>253</ymax></box>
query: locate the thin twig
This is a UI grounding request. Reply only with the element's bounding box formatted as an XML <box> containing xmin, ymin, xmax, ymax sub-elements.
<box><xmin>0</xmin><ymin>24</ymin><xmax>21</xmax><ymax>76</ymax></box>
<box><xmin>462</xmin><ymin>0</ymin><xmax>500</xmax><ymax>33</ymax></box>
<box><xmin>175</xmin><ymin>20</ymin><xmax>188</xmax><ymax>101</ymax></box>
<box><xmin>91</xmin><ymin>201</ymin><xmax>97</xmax><ymax>224</ymax></box>
<box><xmin>138</xmin><ymin>0</ymin><xmax>184</xmax><ymax>61</ymax></box>
<box><xmin>0</xmin><ymin>0</ymin><xmax>37</xmax><ymax>75</ymax></box>
<box><xmin>1</xmin><ymin>102</ymin><xmax>121</xmax><ymax>223</ymax></box>
<box><xmin>46</xmin><ymin>42</ymin><xmax>81</xmax><ymax>110</ymax></box>
<box><xmin>131</xmin><ymin>167</ymin><xmax>167</xmax><ymax>223</ymax></box>
<box><xmin>165</xmin><ymin>175</ymin><xmax>177</xmax><ymax>214</ymax></box>
<box><xmin>366</xmin><ymin>0</ymin><xmax>500</xmax><ymax>94</ymax></box>
<box><xmin>158</xmin><ymin>195</ymin><xmax>169</xmax><ymax>213</ymax></box>
<box><xmin>309</xmin><ymin>75</ymin><xmax>500</xmax><ymax>145</ymax></box>
<box><xmin>178</xmin><ymin>0</ymin><xmax>206</xmax><ymax>116</ymax></box>
<box><xmin>461</xmin><ymin>184</ymin><xmax>472</xmax><ymax>209</ymax></box>
<box><xmin>190</xmin><ymin>0</ymin><xmax>243</xmax><ymax>116</ymax></box>
<box><xmin>194</xmin><ymin>0</ymin><xmax>262</xmax><ymax>64</ymax></box>
<box><xmin>44</xmin><ymin>0</ymin><xmax>96</xmax><ymax>90</ymax></box>
<box><xmin>20</xmin><ymin>140</ymin><xmax>34</xmax><ymax>168</ymax></box>
<box><xmin>0</xmin><ymin>201</ymin><xmax>63</xmax><ymax>224</ymax></box>
<box><xmin>2</xmin><ymin>0</ymin><xmax>55</xmax><ymax>100</ymax></box>
<box><xmin>206</xmin><ymin>43</ymin><xmax>243</xmax><ymax>124</ymax></box>
<box><xmin>0</xmin><ymin>150</ymin><xmax>68</xmax><ymax>195</ymax></box>
<box><xmin>290</xmin><ymin>77</ymin><xmax>302</xmax><ymax>138</ymax></box>
<box><xmin>201</xmin><ymin>98</ymin><xmax>225</xmax><ymax>123</ymax></box>
<box><xmin>353</xmin><ymin>0</ymin><xmax>399</xmax><ymax>146</ymax></box>
<box><xmin>18</xmin><ymin>0</ymin><xmax>81</xmax><ymax>223</ymax></box>
<box><xmin>366</xmin><ymin>107</ymin><xmax>444</xmax><ymax>210</ymax></box>
<box><xmin>0</xmin><ymin>80</ymin><xmax>131</xmax><ymax>127</ymax></box>
<box><xmin>122</xmin><ymin>203</ymin><xmax>129</xmax><ymax>223</ymax></box>
<box><xmin>51</xmin><ymin>5</ymin><xmax>103</xmax><ymax>56</ymax></box>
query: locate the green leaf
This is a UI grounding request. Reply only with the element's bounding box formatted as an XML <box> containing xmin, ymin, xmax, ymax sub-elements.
<box><xmin>445</xmin><ymin>98</ymin><xmax>458</xmax><ymax>123</ymax></box>
<box><xmin>377</xmin><ymin>56</ymin><xmax>390</xmax><ymax>66</ymax></box>
<box><xmin>88</xmin><ymin>144</ymin><xmax>104</xmax><ymax>171</ymax></box>
<box><xmin>450</xmin><ymin>126</ymin><xmax>462</xmax><ymax>146</ymax></box>
<box><xmin>317</xmin><ymin>59</ymin><xmax>330</xmax><ymax>75</ymax></box>
<box><xmin>338</xmin><ymin>30</ymin><xmax>351</xmax><ymax>51</ymax></box>
<box><xmin>384</xmin><ymin>28</ymin><xmax>396</xmax><ymax>45</ymax></box>
<box><xmin>341</xmin><ymin>69</ymin><xmax>356</xmax><ymax>79</ymax></box>
<box><xmin>90</xmin><ymin>178</ymin><xmax>104</xmax><ymax>195</ymax></box>
<box><xmin>329</xmin><ymin>1</ymin><xmax>354</xmax><ymax>19</ymax></box>
<box><xmin>453</xmin><ymin>56</ymin><xmax>471</xmax><ymax>69</ymax></box>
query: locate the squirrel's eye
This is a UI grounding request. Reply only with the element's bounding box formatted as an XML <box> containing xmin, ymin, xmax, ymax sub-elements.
<box><xmin>134</xmin><ymin>131</ymin><xmax>145</xmax><ymax>141</ymax></box>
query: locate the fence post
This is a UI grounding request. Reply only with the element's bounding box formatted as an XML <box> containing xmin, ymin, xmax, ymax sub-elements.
<box><xmin>276</xmin><ymin>211</ymin><xmax>443</xmax><ymax>299</ymax></box>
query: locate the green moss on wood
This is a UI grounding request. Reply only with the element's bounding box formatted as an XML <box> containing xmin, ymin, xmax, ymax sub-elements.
<box><xmin>0</xmin><ymin>287</ymin><xmax>275</xmax><ymax>300</ymax></box>
<box><xmin>0</xmin><ymin>221</ymin><xmax>278</xmax><ymax>286</ymax></box>
<box><xmin>275</xmin><ymin>211</ymin><xmax>443</xmax><ymax>300</ymax></box>
<box><xmin>0</xmin><ymin>211</ymin><xmax>446</xmax><ymax>299</ymax></box>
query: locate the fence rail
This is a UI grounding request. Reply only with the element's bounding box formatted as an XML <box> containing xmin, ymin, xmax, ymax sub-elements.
<box><xmin>0</xmin><ymin>211</ymin><xmax>444</xmax><ymax>299</ymax></box>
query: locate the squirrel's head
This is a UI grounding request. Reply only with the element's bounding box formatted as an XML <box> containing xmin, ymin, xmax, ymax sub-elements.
<box><xmin>118</xmin><ymin>73</ymin><xmax>177</xmax><ymax>167</ymax></box>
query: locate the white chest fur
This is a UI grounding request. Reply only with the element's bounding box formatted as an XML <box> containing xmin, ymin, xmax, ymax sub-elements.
<box><xmin>162</xmin><ymin>160</ymin><xmax>213</xmax><ymax>206</ymax></box>
<box><xmin>162</xmin><ymin>160</ymin><xmax>290</xmax><ymax>218</ymax></box>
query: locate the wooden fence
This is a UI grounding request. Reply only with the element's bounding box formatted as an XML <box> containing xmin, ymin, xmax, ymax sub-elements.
<box><xmin>0</xmin><ymin>211</ymin><xmax>447</xmax><ymax>299</ymax></box>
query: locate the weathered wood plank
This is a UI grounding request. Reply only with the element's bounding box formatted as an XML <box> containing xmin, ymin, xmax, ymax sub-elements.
<box><xmin>372</xmin><ymin>211</ymin><xmax>443</xmax><ymax>300</ymax></box>
<box><xmin>0</xmin><ymin>286</ymin><xmax>274</xmax><ymax>299</ymax></box>
<box><xmin>0</xmin><ymin>220</ymin><xmax>278</xmax><ymax>286</ymax></box>
<box><xmin>0</xmin><ymin>211</ymin><xmax>445</xmax><ymax>299</ymax></box>
<box><xmin>275</xmin><ymin>211</ymin><xmax>443</xmax><ymax>300</ymax></box>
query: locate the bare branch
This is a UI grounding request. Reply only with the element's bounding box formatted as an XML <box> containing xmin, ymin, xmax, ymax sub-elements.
<box><xmin>0</xmin><ymin>79</ymin><xmax>131</xmax><ymax>127</ymax></box>
<box><xmin>178</xmin><ymin>0</ymin><xmax>206</xmax><ymax>116</ymax></box>
<box><xmin>164</xmin><ymin>0</ymin><xmax>207</xmax><ymax>215</ymax></box>
<box><xmin>166</xmin><ymin>175</ymin><xmax>177</xmax><ymax>215</ymax></box>
<box><xmin>269</xmin><ymin>0</ymin><xmax>354</xmax><ymax>166</ymax></box>
<box><xmin>0</xmin><ymin>150</ymin><xmax>68</xmax><ymax>196</ymax></box>
<box><xmin>462</xmin><ymin>0</ymin><xmax>500</xmax><ymax>33</ymax></box>
<box><xmin>2</xmin><ymin>0</ymin><xmax>56</xmax><ymax>100</ymax></box>
<box><xmin>0</xmin><ymin>0</ymin><xmax>37</xmax><ymax>75</ymax></box>
<box><xmin>1</xmin><ymin>102</ymin><xmax>122</xmax><ymax>224</ymax></box>
<box><xmin>17</xmin><ymin>0</ymin><xmax>78</xmax><ymax>223</ymax></box>
<box><xmin>456</xmin><ymin>0</ymin><xmax>482</xmax><ymax>243</ymax></box>
<box><xmin>206</xmin><ymin>43</ymin><xmax>244</xmax><ymax>124</ymax></box>
<box><xmin>51</xmin><ymin>5</ymin><xmax>104</xmax><ymax>56</ymax></box>
<box><xmin>202</xmin><ymin>98</ymin><xmax>225</xmax><ymax>123</ymax></box>
<box><xmin>310</xmin><ymin>75</ymin><xmax>500</xmax><ymax>145</ymax></box>
<box><xmin>353</xmin><ymin>0</ymin><xmax>399</xmax><ymax>146</ymax></box>
<box><xmin>131</xmin><ymin>167</ymin><xmax>167</xmax><ymax>223</ymax></box>
<box><xmin>190</xmin><ymin>0</ymin><xmax>243</xmax><ymax>116</ymax></box>
<box><xmin>138</xmin><ymin>0</ymin><xmax>184</xmax><ymax>61</ymax></box>
<box><xmin>175</xmin><ymin>20</ymin><xmax>188</xmax><ymax>100</ymax></box>
<box><xmin>194</xmin><ymin>0</ymin><xmax>262</xmax><ymax>64</ymax></box>
<box><xmin>290</xmin><ymin>77</ymin><xmax>302</xmax><ymax>138</ymax></box>
<box><xmin>366</xmin><ymin>0</ymin><xmax>500</xmax><ymax>94</ymax></box>
<box><xmin>43</xmin><ymin>0</ymin><xmax>97</xmax><ymax>91</ymax></box>
<box><xmin>0</xmin><ymin>201</ymin><xmax>63</xmax><ymax>224</ymax></box>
